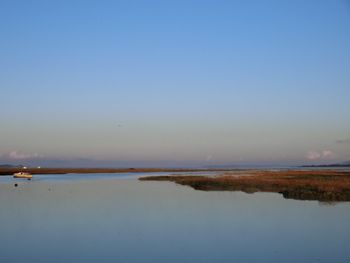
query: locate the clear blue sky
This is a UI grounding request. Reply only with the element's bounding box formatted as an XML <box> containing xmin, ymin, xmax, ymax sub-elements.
<box><xmin>1</xmin><ymin>0</ymin><xmax>350</xmax><ymax>167</ymax></box>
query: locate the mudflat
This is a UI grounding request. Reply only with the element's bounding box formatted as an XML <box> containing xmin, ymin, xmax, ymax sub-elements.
<box><xmin>139</xmin><ymin>170</ymin><xmax>350</xmax><ymax>202</ymax></box>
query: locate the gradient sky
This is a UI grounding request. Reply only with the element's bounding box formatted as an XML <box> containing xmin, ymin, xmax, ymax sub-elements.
<box><xmin>1</xmin><ymin>0</ymin><xmax>350</xmax><ymax>167</ymax></box>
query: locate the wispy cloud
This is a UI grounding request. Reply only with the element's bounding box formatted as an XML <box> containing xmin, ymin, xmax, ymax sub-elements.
<box><xmin>306</xmin><ymin>150</ymin><xmax>336</xmax><ymax>160</ymax></box>
<box><xmin>306</xmin><ymin>151</ymin><xmax>321</xmax><ymax>160</ymax></box>
<box><xmin>336</xmin><ymin>138</ymin><xmax>350</xmax><ymax>144</ymax></box>
<box><xmin>1</xmin><ymin>151</ymin><xmax>42</xmax><ymax>160</ymax></box>
<box><xmin>205</xmin><ymin>155</ymin><xmax>213</xmax><ymax>162</ymax></box>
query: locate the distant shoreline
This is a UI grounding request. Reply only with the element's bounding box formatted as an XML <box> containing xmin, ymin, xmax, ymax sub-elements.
<box><xmin>301</xmin><ymin>165</ymin><xmax>350</xmax><ymax>168</ymax></box>
<box><xmin>2</xmin><ymin>166</ymin><xmax>349</xmax><ymax>176</ymax></box>
<box><xmin>0</xmin><ymin>167</ymin><xmax>234</xmax><ymax>176</ymax></box>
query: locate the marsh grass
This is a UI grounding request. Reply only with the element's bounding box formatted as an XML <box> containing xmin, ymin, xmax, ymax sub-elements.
<box><xmin>139</xmin><ymin>170</ymin><xmax>350</xmax><ymax>202</ymax></box>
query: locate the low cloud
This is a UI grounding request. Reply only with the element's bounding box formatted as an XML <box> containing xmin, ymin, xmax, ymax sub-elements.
<box><xmin>306</xmin><ymin>151</ymin><xmax>321</xmax><ymax>160</ymax></box>
<box><xmin>205</xmin><ymin>155</ymin><xmax>213</xmax><ymax>162</ymax></box>
<box><xmin>336</xmin><ymin>138</ymin><xmax>350</xmax><ymax>144</ymax></box>
<box><xmin>306</xmin><ymin>150</ymin><xmax>336</xmax><ymax>160</ymax></box>
<box><xmin>321</xmin><ymin>150</ymin><xmax>336</xmax><ymax>159</ymax></box>
<box><xmin>1</xmin><ymin>151</ymin><xmax>42</xmax><ymax>160</ymax></box>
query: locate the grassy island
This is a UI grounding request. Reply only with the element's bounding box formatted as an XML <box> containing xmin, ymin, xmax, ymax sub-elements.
<box><xmin>140</xmin><ymin>170</ymin><xmax>350</xmax><ymax>202</ymax></box>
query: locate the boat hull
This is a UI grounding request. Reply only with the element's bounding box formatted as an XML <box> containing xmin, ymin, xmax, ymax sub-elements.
<box><xmin>13</xmin><ymin>173</ymin><xmax>33</xmax><ymax>179</ymax></box>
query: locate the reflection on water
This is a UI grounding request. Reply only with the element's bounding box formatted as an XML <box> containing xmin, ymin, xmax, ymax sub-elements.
<box><xmin>1</xmin><ymin>173</ymin><xmax>350</xmax><ymax>263</ymax></box>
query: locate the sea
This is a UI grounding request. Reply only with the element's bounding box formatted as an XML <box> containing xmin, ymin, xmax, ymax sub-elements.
<box><xmin>1</xmin><ymin>172</ymin><xmax>350</xmax><ymax>263</ymax></box>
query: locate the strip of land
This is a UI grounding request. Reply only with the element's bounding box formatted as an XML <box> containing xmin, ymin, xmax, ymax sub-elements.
<box><xmin>0</xmin><ymin>167</ymin><xmax>228</xmax><ymax>176</ymax></box>
<box><xmin>139</xmin><ymin>170</ymin><xmax>350</xmax><ymax>202</ymax></box>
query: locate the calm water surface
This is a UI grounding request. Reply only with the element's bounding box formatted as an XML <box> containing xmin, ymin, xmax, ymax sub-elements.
<box><xmin>1</xmin><ymin>173</ymin><xmax>350</xmax><ymax>263</ymax></box>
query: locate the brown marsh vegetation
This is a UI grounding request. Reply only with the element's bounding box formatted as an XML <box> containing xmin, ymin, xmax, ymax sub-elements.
<box><xmin>139</xmin><ymin>170</ymin><xmax>350</xmax><ymax>202</ymax></box>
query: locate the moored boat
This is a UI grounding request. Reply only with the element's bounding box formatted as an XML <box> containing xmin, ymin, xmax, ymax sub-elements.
<box><xmin>13</xmin><ymin>172</ymin><xmax>33</xmax><ymax>180</ymax></box>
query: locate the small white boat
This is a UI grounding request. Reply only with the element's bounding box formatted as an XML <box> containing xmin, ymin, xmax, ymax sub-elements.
<box><xmin>13</xmin><ymin>172</ymin><xmax>33</xmax><ymax>180</ymax></box>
